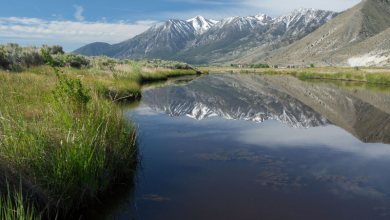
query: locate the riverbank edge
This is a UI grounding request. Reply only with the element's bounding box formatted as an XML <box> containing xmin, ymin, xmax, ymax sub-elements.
<box><xmin>199</xmin><ymin>67</ymin><xmax>390</xmax><ymax>85</ymax></box>
<box><xmin>0</xmin><ymin>62</ymin><xmax>207</xmax><ymax>219</ymax></box>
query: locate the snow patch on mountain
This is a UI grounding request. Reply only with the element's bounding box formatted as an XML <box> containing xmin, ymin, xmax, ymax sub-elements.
<box><xmin>242</xmin><ymin>13</ymin><xmax>272</xmax><ymax>25</ymax></box>
<box><xmin>273</xmin><ymin>8</ymin><xmax>338</xmax><ymax>30</ymax></box>
<box><xmin>213</xmin><ymin>16</ymin><xmax>238</xmax><ymax>29</ymax></box>
<box><xmin>186</xmin><ymin>15</ymin><xmax>218</xmax><ymax>34</ymax></box>
<box><xmin>255</xmin><ymin>14</ymin><xmax>272</xmax><ymax>22</ymax></box>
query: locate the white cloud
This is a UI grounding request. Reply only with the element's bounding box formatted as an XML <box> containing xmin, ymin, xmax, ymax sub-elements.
<box><xmin>134</xmin><ymin>107</ymin><xmax>162</xmax><ymax>116</ymax></box>
<box><xmin>6</xmin><ymin>17</ymin><xmax>45</xmax><ymax>25</ymax></box>
<box><xmin>73</xmin><ymin>5</ymin><xmax>85</xmax><ymax>21</ymax></box>
<box><xmin>0</xmin><ymin>17</ymin><xmax>159</xmax><ymax>50</ymax></box>
<box><xmin>136</xmin><ymin>19</ymin><xmax>161</xmax><ymax>25</ymax></box>
<box><xmin>235</xmin><ymin>120</ymin><xmax>390</xmax><ymax>159</ymax></box>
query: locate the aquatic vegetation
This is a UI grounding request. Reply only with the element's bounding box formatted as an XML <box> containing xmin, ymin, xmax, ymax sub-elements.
<box><xmin>255</xmin><ymin>167</ymin><xmax>304</xmax><ymax>188</ymax></box>
<box><xmin>193</xmin><ymin>149</ymin><xmax>302</xmax><ymax>189</ymax></box>
<box><xmin>193</xmin><ymin>149</ymin><xmax>275</xmax><ymax>163</ymax></box>
<box><xmin>316</xmin><ymin>175</ymin><xmax>385</xmax><ymax>198</ymax></box>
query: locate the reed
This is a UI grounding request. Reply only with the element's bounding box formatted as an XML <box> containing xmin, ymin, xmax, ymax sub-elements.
<box><xmin>0</xmin><ymin>182</ymin><xmax>44</xmax><ymax>220</ymax></box>
<box><xmin>0</xmin><ymin>51</ymin><xmax>140</xmax><ymax>218</ymax></box>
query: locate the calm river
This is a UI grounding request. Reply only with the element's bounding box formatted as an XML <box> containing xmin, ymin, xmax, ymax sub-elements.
<box><xmin>81</xmin><ymin>73</ymin><xmax>390</xmax><ymax>220</ymax></box>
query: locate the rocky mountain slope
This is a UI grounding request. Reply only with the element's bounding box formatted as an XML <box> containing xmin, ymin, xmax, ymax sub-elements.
<box><xmin>74</xmin><ymin>9</ymin><xmax>339</xmax><ymax>64</ymax></box>
<box><xmin>174</xmin><ymin>8</ymin><xmax>339</xmax><ymax>64</ymax></box>
<box><xmin>263</xmin><ymin>0</ymin><xmax>390</xmax><ymax>67</ymax></box>
<box><xmin>106</xmin><ymin>19</ymin><xmax>197</xmax><ymax>59</ymax></box>
<box><xmin>334</xmin><ymin>27</ymin><xmax>390</xmax><ymax>67</ymax></box>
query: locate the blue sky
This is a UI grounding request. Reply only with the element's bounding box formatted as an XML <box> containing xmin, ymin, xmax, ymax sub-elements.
<box><xmin>0</xmin><ymin>0</ymin><xmax>361</xmax><ymax>52</ymax></box>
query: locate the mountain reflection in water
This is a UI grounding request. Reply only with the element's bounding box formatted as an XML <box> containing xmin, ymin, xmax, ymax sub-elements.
<box><xmin>142</xmin><ymin>74</ymin><xmax>390</xmax><ymax>144</ymax></box>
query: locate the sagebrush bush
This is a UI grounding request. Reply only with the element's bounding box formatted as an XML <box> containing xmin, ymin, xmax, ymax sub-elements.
<box><xmin>42</xmin><ymin>44</ymin><xmax>64</xmax><ymax>55</ymax></box>
<box><xmin>0</xmin><ymin>48</ymin><xmax>10</xmax><ymax>69</ymax></box>
<box><xmin>55</xmin><ymin>53</ymin><xmax>90</xmax><ymax>68</ymax></box>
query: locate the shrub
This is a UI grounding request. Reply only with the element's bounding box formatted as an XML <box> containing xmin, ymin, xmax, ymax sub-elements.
<box><xmin>0</xmin><ymin>44</ymin><xmax>44</xmax><ymax>68</ymax></box>
<box><xmin>42</xmin><ymin>44</ymin><xmax>65</xmax><ymax>55</ymax></box>
<box><xmin>0</xmin><ymin>47</ymin><xmax>10</xmax><ymax>69</ymax></box>
<box><xmin>56</xmin><ymin>53</ymin><xmax>90</xmax><ymax>68</ymax></box>
<box><xmin>42</xmin><ymin>49</ymin><xmax>91</xmax><ymax>110</ymax></box>
<box><xmin>253</xmin><ymin>63</ymin><xmax>269</xmax><ymax>68</ymax></box>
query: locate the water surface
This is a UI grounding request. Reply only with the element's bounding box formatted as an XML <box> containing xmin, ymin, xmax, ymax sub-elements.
<box><xmin>84</xmin><ymin>73</ymin><xmax>390</xmax><ymax>219</ymax></box>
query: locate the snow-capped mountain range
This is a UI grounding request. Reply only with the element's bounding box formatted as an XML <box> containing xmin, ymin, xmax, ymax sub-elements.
<box><xmin>74</xmin><ymin>8</ymin><xmax>339</xmax><ymax>64</ymax></box>
<box><xmin>183</xmin><ymin>8</ymin><xmax>335</xmax><ymax>35</ymax></box>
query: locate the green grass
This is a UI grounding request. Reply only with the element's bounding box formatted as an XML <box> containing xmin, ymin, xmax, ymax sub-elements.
<box><xmin>140</xmin><ymin>71</ymin><xmax>168</xmax><ymax>81</ymax></box>
<box><xmin>0</xmin><ymin>65</ymin><xmax>140</xmax><ymax>218</ymax></box>
<box><xmin>138</xmin><ymin>69</ymin><xmax>199</xmax><ymax>82</ymax></box>
<box><xmin>366</xmin><ymin>72</ymin><xmax>390</xmax><ymax>84</ymax></box>
<box><xmin>0</xmin><ymin>182</ymin><xmax>44</xmax><ymax>220</ymax></box>
<box><xmin>165</xmin><ymin>69</ymin><xmax>198</xmax><ymax>76</ymax></box>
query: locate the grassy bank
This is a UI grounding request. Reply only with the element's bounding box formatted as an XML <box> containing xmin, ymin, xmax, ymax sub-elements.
<box><xmin>202</xmin><ymin>66</ymin><xmax>390</xmax><ymax>85</ymax></box>
<box><xmin>0</xmin><ymin>66</ymin><xmax>140</xmax><ymax>218</ymax></box>
<box><xmin>262</xmin><ymin>68</ymin><xmax>390</xmax><ymax>85</ymax></box>
<box><xmin>17</xmin><ymin>63</ymin><xmax>203</xmax><ymax>103</ymax></box>
<box><xmin>0</xmin><ymin>46</ymin><xmax>209</xmax><ymax>219</ymax></box>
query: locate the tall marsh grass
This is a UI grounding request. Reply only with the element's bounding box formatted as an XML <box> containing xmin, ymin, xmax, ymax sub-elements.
<box><xmin>0</xmin><ymin>182</ymin><xmax>44</xmax><ymax>220</ymax></box>
<box><xmin>0</xmin><ymin>52</ymin><xmax>140</xmax><ymax>218</ymax></box>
